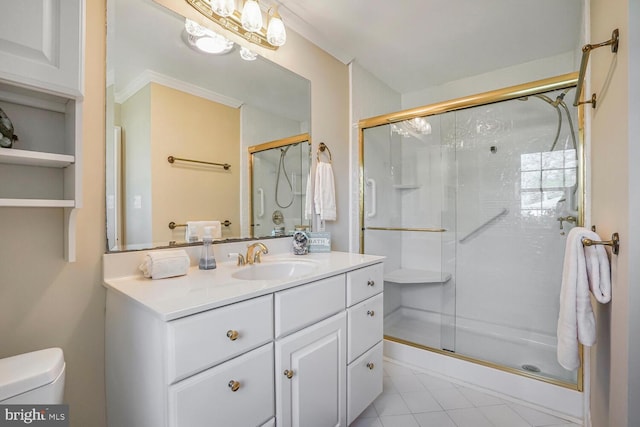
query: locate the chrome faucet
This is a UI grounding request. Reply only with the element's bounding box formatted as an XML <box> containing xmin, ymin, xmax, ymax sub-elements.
<box><xmin>557</xmin><ymin>215</ymin><xmax>577</xmax><ymax>230</ymax></box>
<box><xmin>246</xmin><ymin>242</ymin><xmax>268</xmax><ymax>264</ymax></box>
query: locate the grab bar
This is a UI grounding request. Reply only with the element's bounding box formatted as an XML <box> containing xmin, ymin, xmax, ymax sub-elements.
<box><xmin>459</xmin><ymin>208</ymin><xmax>509</xmax><ymax>243</ymax></box>
<box><xmin>257</xmin><ymin>188</ymin><xmax>265</xmax><ymax>218</ymax></box>
<box><xmin>366</xmin><ymin>178</ymin><xmax>377</xmax><ymax>218</ymax></box>
<box><xmin>366</xmin><ymin>227</ymin><xmax>446</xmax><ymax>233</ymax></box>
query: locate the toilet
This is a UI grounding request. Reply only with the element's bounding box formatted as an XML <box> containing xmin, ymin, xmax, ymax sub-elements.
<box><xmin>0</xmin><ymin>348</ymin><xmax>65</xmax><ymax>404</ymax></box>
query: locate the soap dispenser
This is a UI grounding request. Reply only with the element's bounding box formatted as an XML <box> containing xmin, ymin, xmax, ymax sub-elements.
<box><xmin>199</xmin><ymin>227</ymin><xmax>217</xmax><ymax>270</ymax></box>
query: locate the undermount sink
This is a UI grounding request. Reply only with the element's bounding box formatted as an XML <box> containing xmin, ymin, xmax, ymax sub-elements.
<box><xmin>232</xmin><ymin>260</ymin><xmax>318</xmax><ymax>281</ymax></box>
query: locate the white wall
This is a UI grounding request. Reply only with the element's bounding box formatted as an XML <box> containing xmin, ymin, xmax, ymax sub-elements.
<box><xmin>402</xmin><ymin>51</ymin><xmax>578</xmax><ymax>109</ymax></box>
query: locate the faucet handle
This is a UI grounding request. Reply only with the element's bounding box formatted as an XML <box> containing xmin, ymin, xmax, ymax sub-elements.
<box><xmin>228</xmin><ymin>252</ymin><xmax>246</xmax><ymax>266</ymax></box>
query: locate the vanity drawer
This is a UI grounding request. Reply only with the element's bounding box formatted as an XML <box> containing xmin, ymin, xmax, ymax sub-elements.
<box><xmin>167</xmin><ymin>295</ymin><xmax>273</xmax><ymax>383</ymax></box>
<box><xmin>347</xmin><ymin>341</ymin><xmax>383</xmax><ymax>425</ymax></box>
<box><xmin>346</xmin><ymin>263</ymin><xmax>383</xmax><ymax>307</ymax></box>
<box><xmin>347</xmin><ymin>293</ymin><xmax>384</xmax><ymax>363</ymax></box>
<box><xmin>168</xmin><ymin>343</ymin><xmax>274</xmax><ymax>427</ymax></box>
<box><xmin>275</xmin><ymin>274</ymin><xmax>345</xmax><ymax>338</ymax></box>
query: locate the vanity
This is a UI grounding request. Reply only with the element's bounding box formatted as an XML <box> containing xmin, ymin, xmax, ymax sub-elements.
<box><xmin>103</xmin><ymin>243</ymin><xmax>384</xmax><ymax>427</ymax></box>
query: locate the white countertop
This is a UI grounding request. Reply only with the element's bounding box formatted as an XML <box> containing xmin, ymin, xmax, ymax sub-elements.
<box><xmin>103</xmin><ymin>251</ymin><xmax>384</xmax><ymax>321</ymax></box>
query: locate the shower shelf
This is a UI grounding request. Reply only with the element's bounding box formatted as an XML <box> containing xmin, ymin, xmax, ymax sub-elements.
<box><xmin>393</xmin><ymin>184</ymin><xmax>421</xmax><ymax>190</ymax></box>
<box><xmin>384</xmin><ymin>268</ymin><xmax>451</xmax><ymax>284</ymax></box>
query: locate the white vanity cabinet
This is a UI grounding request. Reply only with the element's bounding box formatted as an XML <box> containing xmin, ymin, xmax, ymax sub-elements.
<box><xmin>104</xmin><ymin>253</ymin><xmax>384</xmax><ymax>427</ymax></box>
<box><xmin>0</xmin><ymin>0</ymin><xmax>84</xmax><ymax>261</ymax></box>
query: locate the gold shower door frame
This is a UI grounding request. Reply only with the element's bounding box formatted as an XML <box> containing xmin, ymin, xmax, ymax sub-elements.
<box><xmin>358</xmin><ymin>72</ymin><xmax>585</xmax><ymax>391</ymax></box>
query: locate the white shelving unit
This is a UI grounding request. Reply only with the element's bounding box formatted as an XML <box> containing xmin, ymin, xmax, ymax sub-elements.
<box><xmin>0</xmin><ymin>0</ymin><xmax>84</xmax><ymax>262</ymax></box>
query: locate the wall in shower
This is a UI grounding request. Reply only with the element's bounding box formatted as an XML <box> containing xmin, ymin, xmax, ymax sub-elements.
<box><xmin>361</xmin><ymin>80</ymin><xmax>580</xmax><ymax>388</ymax></box>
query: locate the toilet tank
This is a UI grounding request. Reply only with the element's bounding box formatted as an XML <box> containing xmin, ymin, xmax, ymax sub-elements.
<box><xmin>0</xmin><ymin>348</ymin><xmax>65</xmax><ymax>404</ymax></box>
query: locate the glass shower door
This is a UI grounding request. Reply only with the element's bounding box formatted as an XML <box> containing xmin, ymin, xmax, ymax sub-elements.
<box><xmin>362</xmin><ymin>117</ymin><xmax>455</xmax><ymax>352</ymax></box>
<box><xmin>450</xmin><ymin>89</ymin><xmax>579</xmax><ymax>384</ymax></box>
<box><xmin>360</xmin><ymin>83</ymin><xmax>580</xmax><ymax>387</ymax></box>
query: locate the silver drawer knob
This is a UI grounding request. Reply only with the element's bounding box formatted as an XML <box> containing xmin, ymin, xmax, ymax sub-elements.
<box><xmin>228</xmin><ymin>380</ymin><xmax>241</xmax><ymax>392</ymax></box>
<box><xmin>367</xmin><ymin>310</ymin><xmax>375</xmax><ymax>317</ymax></box>
<box><xmin>226</xmin><ymin>330</ymin><xmax>239</xmax><ymax>341</ymax></box>
<box><xmin>367</xmin><ymin>280</ymin><xmax>375</xmax><ymax>287</ymax></box>
<box><xmin>366</xmin><ymin>362</ymin><xmax>375</xmax><ymax>370</ymax></box>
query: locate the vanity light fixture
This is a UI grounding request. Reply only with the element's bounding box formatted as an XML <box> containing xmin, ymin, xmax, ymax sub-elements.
<box><xmin>406</xmin><ymin>117</ymin><xmax>432</xmax><ymax>134</ymax></box>
<box><xmin>186</xmin><ymin>0</ymin><xmax>286</xmax><ymax>50</ymax></box>
<box><xmin>209</xmin><ymin>0</ymin><xmax>234</xmax><ymax>17</ymax></box>
<box><xmin>266</xmin><ymin>7</ymin><xmax>286</xmax><ymax>47</ymax></box>
<box><xmin>239</xmin><ymin>46</ymin><xmax>258</xmax><ymax>61</ymax></box>
<box><xmin>185</xmin><ymin>19</ymin><xmax>234</xmax><ymax>55</ymax></box>
<box><xmin>241</xmin><ymin>0</ymin><xmax>263</xmax><ymax>33</ymax></box>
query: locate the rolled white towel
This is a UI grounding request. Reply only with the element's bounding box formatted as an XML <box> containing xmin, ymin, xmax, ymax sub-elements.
<box><xmin>139</xmin><ymin>250</ymin><xmax>190</xmax><ymax>279</ymax></box>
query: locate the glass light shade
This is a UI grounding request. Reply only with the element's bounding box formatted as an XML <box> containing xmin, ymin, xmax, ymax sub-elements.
<box><xmin>267</xmin><ymin>15</ymin><xmax>286</xmax><ymax>46</ymax></box>
<box><xmin>185</xmin><ymin>19</ymin><xmax>207</xmax><ymax>37</ymax></box>
<box><xmin>241</xmin><ymin>0</ymin><xmax>263</xmax><ymax>32</ymax></box>
<box><xmin>211</xmin><ymin>0</ymin><xmax>235</xmax><ymax>17</ymax></box>
<box><xmin>239</xmin><ymin>46</ymin><xmax>258</xmax><ymax>61</ymax></box>
<box><xmin>194</xmin><ymin>33</ymin><xmax>234</xmax><ymax>54</ymax></box>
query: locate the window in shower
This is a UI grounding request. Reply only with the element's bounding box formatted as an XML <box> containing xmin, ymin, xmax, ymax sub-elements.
<box><xmin>521</xmin><ymin>149</ymin><xmax>577</xmax><ymax>213</ymax></box>
<box><xmin>360</xmin><ymin>75</ymin><xmax>582</xmax><ymax>389</ymax></box>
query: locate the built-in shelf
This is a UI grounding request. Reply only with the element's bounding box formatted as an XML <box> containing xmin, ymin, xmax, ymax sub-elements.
<box><xmin>0</xmin><ymin>147</ymin><xmax>74</xmax><ymax>168</ymax></box>
<box><xmin>0</xmin><ymin>199</ymin><xmax>75</xmax><ymax>208</ymax></box>
<box><xmin>393</xmin><ymin>184</ymin><xmax>421</xmax><ymax>190</ymax></box>
<box><xmin>384</xmin><ymin>268</ymin><xmax>452</xmax><ymax>284</ymax></box>
<box><xmin>0</xmin><ymin>0</ymin><xmax>83</xmax><ymax>263</ymax></box>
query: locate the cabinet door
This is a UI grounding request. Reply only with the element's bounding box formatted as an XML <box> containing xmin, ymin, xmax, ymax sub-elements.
<box><xmin>347</xmin><ymin>341</ymin><xmax>383</xmax><ymax>425</ymax></box>
<box><xmin>347</xmin><ymin>293</ymin><xmax>384</xmax><ymax>363</ymax></box>
<box><xmin>276</xmin><ymin>312</ymin><xmax>346</xmax><ymax>427</ymax></box>
<box><xmin>168</xmin><ymin>343</ymin><xmax>274</xmax><ymax>427</ymax></box>
<box><xmin>0</xmin><ymin>0</ymin><xmax>83</xmax><ymax>97</ymax></box>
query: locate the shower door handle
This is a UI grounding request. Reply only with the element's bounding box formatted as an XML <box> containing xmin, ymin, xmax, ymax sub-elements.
<box><xmin>366</xmin><ymin>178</ymin><xmax>377</xmax><ymax>218</ymax></box>
<box><xmin>257</xmin><ymin>188</ymin><xmax>264</xmax><ymax>218</ymax></box>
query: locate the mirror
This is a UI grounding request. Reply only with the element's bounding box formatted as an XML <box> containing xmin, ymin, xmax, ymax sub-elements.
<box><xmin>249</xmin><ymin>134</ymin><xmax>311</xmax><ymax>238</ymax></box>
<box><xmin>105</xmin><ymin>0</ymin><xmax>311</xmax><ymax>251</ymax></box>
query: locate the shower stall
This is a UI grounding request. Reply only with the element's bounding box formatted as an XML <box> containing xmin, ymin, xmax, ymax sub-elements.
<box><xmin>249</xmin><ymin>134</ymin><xmax>311</xmax><ymax>238</ymax></box>
<box><xmin>360</xmin><ymin>74</ymin><xmax>582</xmax><ymax>391</ymax></box>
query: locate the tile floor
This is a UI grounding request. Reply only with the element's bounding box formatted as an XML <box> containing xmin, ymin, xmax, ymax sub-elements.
<box><xmin>350</xmin><ymin>360</ymin><xmax>582</xmax><ymax>427</ymax></box>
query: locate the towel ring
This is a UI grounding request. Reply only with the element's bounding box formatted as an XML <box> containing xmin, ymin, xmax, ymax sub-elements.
<box><xmin>317</xmin><ymin>142</ymin><xmax>332</xmax><ymax>163</ymax></box>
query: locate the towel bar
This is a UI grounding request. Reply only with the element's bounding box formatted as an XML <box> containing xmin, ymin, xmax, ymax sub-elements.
<box><xmin>169</xmin><ymin>220</ymin><xmax>232</xmax><ymax>229</ymax></box>
<box><xmin>582</xmin><ymin>232</ymin><xmax>619</xmax><ymax>255</ymax></box>
<box><xmin>167</xmin><ymin>155</ymin><xmax>231</xmax><ymax>170</ymax></box>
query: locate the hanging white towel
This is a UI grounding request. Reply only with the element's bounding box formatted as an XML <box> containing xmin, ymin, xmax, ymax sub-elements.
<box><xmin>557</xmin><ymin>227</ymin><xmax>611</xmax><ymax>370</ymax></box>
<box><xmin>185</xmin><ymin>220</ymin><xmax>222</xmax><ymax>242</ymax></box>
<box><xmin>304</xmin><ymin>169</ymin><xmax>313</xmax><ymax>220</ymax></box>
<box><xmin>314</xmin><ymin>162</ymin><xmax>336</xmax><ymax>221</ymax></box>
